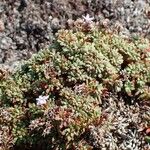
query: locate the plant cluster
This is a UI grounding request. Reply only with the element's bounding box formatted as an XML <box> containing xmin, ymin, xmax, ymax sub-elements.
<box><xmin>0</xmin><ymin>19</ymin><xmax>149</xmax><ymax>149</ymax></box>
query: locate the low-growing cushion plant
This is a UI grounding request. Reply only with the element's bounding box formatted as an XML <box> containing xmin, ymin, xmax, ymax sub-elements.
<box><xmin>0</xmin><ymin>19</ymin><xmax>150</xmax><ymax>149</ymax></box>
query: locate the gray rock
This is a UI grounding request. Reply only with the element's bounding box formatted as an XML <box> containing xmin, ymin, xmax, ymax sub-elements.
<box><xmin>0</xmin><ymin>0</ymin><xmax>149</xmax><ymax>70</ymax></box>
<box><xmin>0</xmin><ymin>37</ymin><xmax>13</xmax><ymax>50</ymax></box>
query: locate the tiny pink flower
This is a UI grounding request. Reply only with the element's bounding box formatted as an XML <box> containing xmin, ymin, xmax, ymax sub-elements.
<box><xmin>36</xmin><ymin>95</ymin><xmax>49</xmax><ymax>106</ymax></box>
<box><xmin>82</xmin><ymin>14</ymin><xmax>94</xmax><ymax>23</ymax></box>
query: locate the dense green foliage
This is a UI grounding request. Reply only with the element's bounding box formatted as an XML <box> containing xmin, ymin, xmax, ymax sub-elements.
<box><xmin>0</xmin><ymin>20</ymin><xmax>150</xmax><ymax>149</ymax></box>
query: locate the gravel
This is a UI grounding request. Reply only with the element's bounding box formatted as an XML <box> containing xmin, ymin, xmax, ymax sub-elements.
<box><xmin>0</xmin><ymin>0</ymin><xmax>149</xmax><ymax>69</ymax></box>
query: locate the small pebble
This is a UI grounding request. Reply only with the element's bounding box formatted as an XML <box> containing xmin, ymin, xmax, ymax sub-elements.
<box><xmin>0</xmin><ymin>19</ymin><xmax>5</xmax><ymax>32</ymax></box>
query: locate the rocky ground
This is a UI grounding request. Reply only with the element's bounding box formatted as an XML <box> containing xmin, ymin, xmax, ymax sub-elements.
<box><xmin>0</xmin><ymin>0</ymin><xmax>150</xmax><ymax>70</ymax></box>
<box><xmin>0</xmin><ymin>0</ymin><xmax>150</xmax><ymax>150</ymax></box>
